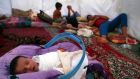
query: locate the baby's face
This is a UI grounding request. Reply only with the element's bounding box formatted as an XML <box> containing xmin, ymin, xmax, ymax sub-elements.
<box><xmin>15</xmin><ymin>57</ymin><xmax>39</xmax><ymax>74</ymax></box>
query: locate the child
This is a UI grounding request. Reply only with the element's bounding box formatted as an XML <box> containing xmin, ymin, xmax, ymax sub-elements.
<box><xmin>52</xmin><ymin>3</ymin><xmax>79</xmax><ymax>30</ymax></box>
<box><xmin>66</xmin><ymin>5</ymin><xmax>80</xmax><ymax>28</ymax></box>
<box><xmin>10</xmin><ymin>49</ymin><xmax>89</xmax><ymax>79</ymax></box>
<box><xmin>87</xmin><ymin>13</ymin><xmax>128</xmax><ymax>43</ymax></box>
<box><xmin>53</xmin><ymin>2</ymin><xmax>62</xmax><ymax>20</ymax></box>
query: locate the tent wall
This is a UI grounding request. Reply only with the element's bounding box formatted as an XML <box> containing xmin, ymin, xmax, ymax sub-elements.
<box><xmin>0</xmin><ymin>0</ymin><xmax>140</xmax><ymax>40</ymax></box>
<box><xmin>0</xmin><ymin>0</ymin><xmax>11</xmax><ymax>16</ymax></box>
<box><xmin>116</xmin><ymin>0</ymin><xmax>140</xmax><ymax>40</ymax></box>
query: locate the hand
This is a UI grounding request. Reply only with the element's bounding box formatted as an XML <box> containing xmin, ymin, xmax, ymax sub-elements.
<box><xmin>67</xmin><ymin>5</ymin><xmax>71</xmax><ymax>10</ymax></box>
<box><xmin>88</xmin><ymin>21</ymin><xmax>94</xmax><ymax>26</ymax></box>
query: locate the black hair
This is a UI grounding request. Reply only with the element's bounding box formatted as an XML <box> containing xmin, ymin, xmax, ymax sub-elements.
<box><xmin>55</xmin><ymin>2</ymin><xmax>62</xmax><ymax>9</ymax></box>
<box><xmin>9</xmin><ymin>56</ymin><xmax>24</xmax><ymax>75</ymax></box>
<box><xmin>86</xmin><ymin>15</ymin><xmax>92</xmax><ymax>21</ymax></box>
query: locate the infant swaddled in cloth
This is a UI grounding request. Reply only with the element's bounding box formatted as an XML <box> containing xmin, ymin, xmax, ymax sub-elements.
<box><xmin>33</xmin><ymin>50</ymin><xmax>88</xmax><ymax>79</ymax></box>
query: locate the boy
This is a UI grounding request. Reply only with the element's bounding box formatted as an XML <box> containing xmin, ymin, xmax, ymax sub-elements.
<box><xmin>53</xmin><ymin>2</ymin><xmax>62</xmax><ymax>19</ymax></box>
<box><xmin>52</xmin><ymin>3</ymin><xmax>79</xmax><ymax>30</ymax></box>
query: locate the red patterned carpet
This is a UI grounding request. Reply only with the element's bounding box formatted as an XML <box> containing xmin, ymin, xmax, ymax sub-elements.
<box><xmin>0</xmin><ymin>27</ymin><xmax>52</xmax><ymax>56</ymax></box>
<box><xmin>85</xmin><ymin>37</ymin><xmax>140</xmax><ymax>79</ymax></box>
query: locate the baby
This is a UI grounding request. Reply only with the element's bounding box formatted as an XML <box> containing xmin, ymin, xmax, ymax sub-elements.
<box><xmin>10</xmin><ymin>49</ymin><xmax>88</xmax><ymax>79</ymax></box>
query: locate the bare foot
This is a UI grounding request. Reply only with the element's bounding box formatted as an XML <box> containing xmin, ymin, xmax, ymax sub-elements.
<box><xmin>96</xmin><ymin>36</ymin><xmax>108</xmax><ymax>43</ymax></box>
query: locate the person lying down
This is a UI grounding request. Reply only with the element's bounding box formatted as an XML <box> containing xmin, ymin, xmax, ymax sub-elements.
<box><xmin>9</xmin><ymin>49</ymin><xmax>105</xmax><ymax>79</ymax></box>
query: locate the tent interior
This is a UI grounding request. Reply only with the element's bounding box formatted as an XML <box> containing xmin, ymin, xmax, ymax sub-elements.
<box><xmin>0</xmin><ymin>0</ymin><xmax>140</xmax><ymax>79</ymax></box>
<box><xmin>0</xmin><ymin>0</ymin><xmax>140</xmax><ymax>40</ymax></box>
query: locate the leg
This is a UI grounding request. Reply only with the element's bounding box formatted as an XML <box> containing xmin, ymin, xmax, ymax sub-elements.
<box><xmin>66</xmin><ymin>13</ymin><xmax>79</xmax><ymax>28</ymax></box>
<box><xmin>97</xmin><ymin>21</ymin><xmax>110</xmax><ymax>43</ymax></box>
<box><xmin>109</xmin><ymin>13</ymin><xmax>128</xmax><ymax>36</ymax></box>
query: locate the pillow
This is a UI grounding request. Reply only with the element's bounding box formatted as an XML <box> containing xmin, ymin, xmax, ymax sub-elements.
<box><xmin>37</xmin><ymin>10</ymin><xmax>53</xmax><ymax>24</ymax></box>
<box><xmin>76</xmin><ymin>16</ymin><xmax>87</xmax><ymax>22</ymax></box>
<box><xmin>108</xmin><ymin>34</ymin><xmax>126</xmax><ymax>44</ymax></box>
<box><xmin>12</xmin><ymin>8</ymin><xmax>32</xmax><ymax>18</ymax></box>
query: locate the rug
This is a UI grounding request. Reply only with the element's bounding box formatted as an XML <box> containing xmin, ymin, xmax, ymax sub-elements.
<box><xmin>84</xmin><ymin>37</ymin><xmax>140</xmax><ymax>79</ymax></box>
<box><xmin>0</xmin><ymin>35</ymin><xmax>17</xmax><ymax>56</ymax></box>
<box><xmin>0</xmin><ymin>27</ymin><xmax>52</xmax><ymax>56</ymax></box>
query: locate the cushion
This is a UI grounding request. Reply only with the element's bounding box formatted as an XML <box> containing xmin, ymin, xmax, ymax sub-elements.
<box><xmin>76</xmin><ymin>16</ymin><xmax>87</xmax><ymax>22</ymax></box>
<box><xmin>12</xmin><ymin>8</ymin><xmax>32</xmax><ymax>18</ymax></box>
<box><xmin>108</xmin><ymin>34</ymin><xmax>126</xmax><ymax>44</ymax></box>
<box><xmin>37</xmin><ymin>10</ymin><xmax>53</xmax><ymax>24</ymax></box>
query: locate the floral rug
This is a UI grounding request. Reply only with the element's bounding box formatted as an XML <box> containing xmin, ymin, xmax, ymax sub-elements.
<box><xmin>0</xmin><ymin>27</ymin><xmax>52</xmax><ymax>56</ymax></box>
<box><xmin>83</xmin><ymin>37</ymin><xmax>140</xmax><ymax>79</ymax></box>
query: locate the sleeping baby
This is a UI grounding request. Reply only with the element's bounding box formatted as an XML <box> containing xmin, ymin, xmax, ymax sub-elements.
<box><xmin>9</xmin><ymin>49</ymin><xmax>88</xmax><ymax>79</ymax></box>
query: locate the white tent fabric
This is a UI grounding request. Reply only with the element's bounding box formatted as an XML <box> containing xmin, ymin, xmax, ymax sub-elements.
<box><xmin>0</xmin><ymin>0</ymin><xmax>140</xmax><ymax>40</ymax></box>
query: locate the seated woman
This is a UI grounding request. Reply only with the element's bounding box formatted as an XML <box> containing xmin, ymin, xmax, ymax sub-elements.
<box><xmin>87</xmin><ymin>13</ymin><xmax>128</xmax><ymax>43</ymax></box>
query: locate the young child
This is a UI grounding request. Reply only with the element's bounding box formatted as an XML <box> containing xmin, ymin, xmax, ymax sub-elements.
<box><xmin>9</xmin><ymin>49</ymin><xmax>89</xmax><ymax>79</ymax></box>
<box><xmin>52</xmin><ymin>3</ymin><xmax>79</xmax><ymax>30</ymax></box>
<box><xmin>53</xmin><ymin>2</ymin><xmax>62</xmax><ymax>20</ymax></box>
<box><xmin>66</xmin><ymin>5</ymin><xmax>80</xmax><ymax>28</ymax></box>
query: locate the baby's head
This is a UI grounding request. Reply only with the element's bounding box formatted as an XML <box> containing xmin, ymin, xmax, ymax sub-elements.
<box><xmin>10</xmin><ymin>56</ymin><xmax>39</xmax><ymax>75</ymax></box>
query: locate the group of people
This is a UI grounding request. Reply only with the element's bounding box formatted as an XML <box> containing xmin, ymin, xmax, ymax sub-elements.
<box><xmin>8</xmin><ymin>1</ymin><xmax>133</xmax><ymax>79</ymax></box>
<box><xmin>52</xmin><ymin>2</ymin><xmax>80</xmax><ymax>30</ymax></box>
<box><xmin>52</xmin><ymin>2</ymin><xmax>129</xmax><ymax>43</ymax></box>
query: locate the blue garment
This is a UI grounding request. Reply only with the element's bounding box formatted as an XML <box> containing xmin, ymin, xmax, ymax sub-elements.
<box><xmin>99</xmin><ymin>13</ymin><xmax>128</xmax><ymax>36</ymax></box>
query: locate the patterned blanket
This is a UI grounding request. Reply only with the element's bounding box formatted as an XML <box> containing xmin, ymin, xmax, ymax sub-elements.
<box><xmin>0</xmin><ymin>17</ymin><xmax>50</xmax><ymax>28</ymax></box>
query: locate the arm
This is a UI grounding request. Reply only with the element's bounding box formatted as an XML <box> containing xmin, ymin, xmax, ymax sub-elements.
<box><xmin>67</xmin><ymin>5</ymin><xmax>75</xmax><ymax>17</ymax></box>
<box><xmin>94</xmin><ymin>15</ymin><xmax>109</xmax><ymax>20</ymax></box>
<box><xmin>67</xmin><ymin>6</ymin><xmax>71</xmax><ymax>17</ymax></box>
<box><xmin>87</xmin><ymin>16</ymin><xmax>99</xmax><ymax>26</ymax></box>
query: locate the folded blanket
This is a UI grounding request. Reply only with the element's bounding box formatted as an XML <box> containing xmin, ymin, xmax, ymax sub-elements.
<box><xmin>34</xmin><ymin>50</ymin><xmax>88</xmax><ymax>79</ymax></box>
<box><xmin>58</xmin><ymin>50</ymin><xmax>88</xmax><ymax>79</ymax></box>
